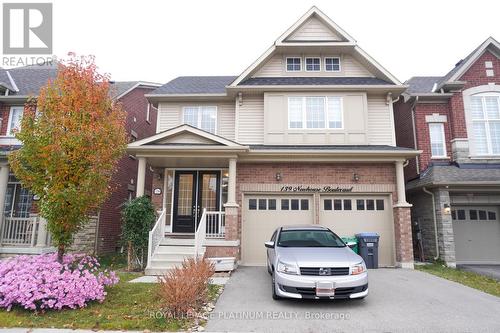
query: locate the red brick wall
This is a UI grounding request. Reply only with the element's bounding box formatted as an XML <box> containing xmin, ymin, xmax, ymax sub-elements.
<box><xmin>96</xmin><ymin>87</ymin><xmax>157</xmax><ymax>254</ymax></box>
<box><xmin>393</xmin><ymin>99</ymin><xmax>418</xmax><ymax>180</ymax></box>
<box><xmin>0</xmin><ymin>103</ymin><xmax>11</xmax><ymax>136</ymax></box>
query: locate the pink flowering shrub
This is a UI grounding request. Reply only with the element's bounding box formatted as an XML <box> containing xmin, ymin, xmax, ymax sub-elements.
<box><xmin>0</xmin><ymin>253</ymin><xmax>119</xmax><ymax>311</ymax></box>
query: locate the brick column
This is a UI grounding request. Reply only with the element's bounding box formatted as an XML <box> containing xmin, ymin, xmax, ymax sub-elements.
<box><xmin>221</xmin><ymin>206</ymin><xmax>240</xmax><ymax>258</ymax></box>
<box><xmin>393</xmin><ymin>206</ymin><xmax>414</xmax><ymax>269</ymax></box>
<box><xmin>434</xmin><ymin>188</ymin><xmax>456</xmax><ymax>267</ymax></box>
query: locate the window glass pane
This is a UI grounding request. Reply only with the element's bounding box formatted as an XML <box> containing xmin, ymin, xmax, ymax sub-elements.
<box><xmin>249</xmin><ymin>199</ymin><xmax>257</xmax><ymax>210</ymax></box>
<box><xmin>478</xmin><ymin>210</ymin><xmax>487</xmax><ymax>220</ymax></box>
<box><xmin>469</xmin><ymin>210</ymin><xmax>477</xmax><ymax>220</ymax></box>
<box><xmin>366</xmin><ymin>199</ymin><xmax>375</xmax><ymax>210</ymax></box>
<box><xmin>325</xmin><ymin>58</ymin><xmax>340</xmax><ymax>71</ymax></box>
<box><xmin>305</xmin><ymin>58</ymin><xmax>320</xmax><ymax>71</ymax></box>
<box><xmin>343</xmin><ymin>199</ymin><xmax>352</xmax><ymax>210</ymax></box>
<box><xmin>356</xmin><ymin>199</ymin><xmax>365</xmax><ymax>210</ymax></box>
<box><xmin>286</xmin><ymin>58</ymin><xmax>301</xmax><ymax>71</ymax></box>
<box><xmin>291</xmin><ymin>199</ymin><xmax>299</xmax><ymax>210</ymax></box>
<box><xmin>473</xmin><ymin>122</ymin><xmax>488</xmax><ymax>154</ymax></box>
<box><xmin>183</xmin><ymin>107</ymin><xmax>198</xmax><ymax>127</ymax></box>
<box><xmin>328</xmin><ymin>97</ymin><xmax>342</xmax><ymax>128</ymax></box>
<box><xmin>376</xmin><ymin>199</ymin><xmax>384</xmax><ymax>210</ymax></box>
<box><xmin>323</xmin><ymin>199</ymin><xmax>332</xmax><ymax>210</ymax></box>
<box><xmin>485</xmin><ymin>96</ymin><xmax>500</xmax><ymax>119</ymax></box>
<box><xmin>457</xmin><ymin>210</ymin><xmax>466</xmax><ymax>220</ymax></box>
<box><xmin>288</xmin><ymin>97</ymin><xmax>303</xmax><ymax>128</ymax></box>
<box><xmin>268</xmin><ymin>199</ymin><xmax>276</xmax><ymax>210</ymax></box>
<box><xmin>258</xmin><ymin>199</ymin><xmax>267</xmax><ymax>210</ymax></box>
<box><xmin>200</xmin><ymin>106</ymin><xmax>217</xmax><ymax>133</ymax></box>
<box><xmin>333</xmin><ymin>199</ymin><xmax>342</xmax><ymax>210</ymax></box>
<box><xmin>300</xmin><ymin>199</ymin><xmax>309</xmax><ymax>210</ymax></box>
<box><xmin>429</xmin><ymin>123</ymin><xmax>445</xmax><ymax>156</ymax></box>
<box><xmin>281</xmin><ymin>199</ymin><xmax>289</xmax><ymax>210</ymax></box>
<box><xmin>489</xmin><ymin>122</ymin><xmax>500</xmax><ymax>154</ymax></box>
<box><xmin>451</xmin><ymin>210</ymin><xmax>456</xmax><ymax>220</ymax></box>
<box><xmin>470</xmin><ymin>96</ymin><xmax>484</xmax><ymax>119</ymax></box>
<box><xmin>488</xmin><ymin>211</ymin><xmax>496</xmax><ymax>220</ymax></box>
<box><xmin>305</xmin><ymin>97</ymin><xmax>325</xmax><ymax>128</ymax></box>
<box><xmin>8</xmin><ymin>107</ymin><xmax>23</xmax><ymax>136</ymax></box>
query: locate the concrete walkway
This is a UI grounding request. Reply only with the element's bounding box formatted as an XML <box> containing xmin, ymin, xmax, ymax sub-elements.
<box><xmin>206</xmin><ymin>266</ymin><xmax>500</xmax><ymax>333</ymax></box>
<box><xmin>459</xmin><ymin>264</ymin><xmax>500</xmax><ymax>280</ymax></box>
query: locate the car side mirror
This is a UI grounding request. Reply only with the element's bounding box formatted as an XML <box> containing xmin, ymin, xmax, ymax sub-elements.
<box><xmin>264</xmin><ymin>241</ymin><xmax>275</xmax><ymax>248</ymax></box>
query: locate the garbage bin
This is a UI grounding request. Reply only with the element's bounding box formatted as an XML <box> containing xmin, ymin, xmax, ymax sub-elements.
<box><xmin>341</xmin><ymin>236</ymin><xmax>358</xmax><ymax>254</ymax></box>
<box><xmin>355</xmin><ymin>232</ymin><xmax>380</xmax><ymax>269</ymax></box>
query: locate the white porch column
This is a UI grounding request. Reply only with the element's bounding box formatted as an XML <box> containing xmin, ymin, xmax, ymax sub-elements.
<box><xmin>0</xmin><ymin>165</ymin><xmax>9</xmax><ymax>239</ymax></box>
<box><xmin>36</xmin><ymin>217</ymin><xmax>48</xmax><ymax>247</ymax></box>
<box><xmin>395</xmin><ymin>160</ymin><xmax>409</xmax><ymax>206</ymax></box>
<box><xmin>136</xmin><ymin>157</ymin><xmax>146</xmax><ymax>197</ymax></box>
<box><xmin>225</xmin><ymin>158</ymin><xmax>238</xmax><ymax>207</ymax></box>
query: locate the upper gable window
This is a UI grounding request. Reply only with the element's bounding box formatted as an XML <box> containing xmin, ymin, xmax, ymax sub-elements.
<box><xmin>325</xmin><ymin>57</ymin><xmax>341</xmax><ymax>72</ymax></box>
<box><xmin>183</xmin><ymin>106</ymin><xmax>217</xmax><ymax>134</ymax></box>
<box><xmin>286</xmin><ymin>57</ymin><xmax>301</xmax><ymax>72</ymax></box>
<box><xmin>288</xmin><ymin>96</ymin><xmax>343</xmax><ymax>130</ymax></box>
<box><xmin>470</xmin><ymin>94</ymin><xmax>500</xmax><ymax>155</ymax></box>
<box><xmin>305</xmin><ymin>57</ymin><xmax>321</xmax><ymax>72</ymax></box>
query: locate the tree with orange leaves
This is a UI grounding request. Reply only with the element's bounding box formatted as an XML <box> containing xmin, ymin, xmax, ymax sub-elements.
<box><xmin>9</xmin><ymin>54</ymin><xmax>127</xmax><ymax>263</ymax></box>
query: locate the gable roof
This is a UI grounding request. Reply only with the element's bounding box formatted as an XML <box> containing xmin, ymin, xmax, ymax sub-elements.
<box><xmin>109</xmin><ymin>81</ymin><xmax>161</xmax><ymax>99</ymax></box>
<box><xmin>436</xmin><ymin>37</ymin><xmax>500</xmax><ymax>90</ymax></box>
<box><xmin>149</xmin><ymin>76</ymin><xmax>237</xmax><ymax>96</ymax></box>
<box><xmin>239</xmin><ymin>77</ymin><xmax>393</xmax><ymax>86</ymax></box>
<box><xmin>405</xmin><ymin>76</ymin><xmax>443</xmax><ymax>94</ymax></box>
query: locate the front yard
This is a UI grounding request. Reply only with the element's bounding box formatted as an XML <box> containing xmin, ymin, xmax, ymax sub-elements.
<box><xmin>0</xmin><ymin>255</ymin><xmax>221</xmax><ymax>331</ymax></box>
<box><xmin>416</xmin><ymin>263</ymin><xmax>500</xmax><ymax>297</ymax></box>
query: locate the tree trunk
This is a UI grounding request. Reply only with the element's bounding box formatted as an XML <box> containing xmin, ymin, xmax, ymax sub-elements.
<box><xmin>127</xmin><ymin>241</ymin><xmax>132</xmax><ymax>271</ymax></box>
<box><xmin>57</xmin><ymin>244</ymin><xmax>65</xmax><ymax>263</ymax></box>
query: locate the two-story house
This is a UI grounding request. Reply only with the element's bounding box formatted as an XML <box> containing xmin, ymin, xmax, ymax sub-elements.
<box><xmin>0</xmin><ymin>64</ymin><xmax>159</xmax><ymax>256</ymax></box>
<box><xmin>129</xmin><ymin>7</ymin><xmax>419</xmax><ymax>274</ymax></box>
<box><xmin>393</xmin><ymin>37</ymin><xmax>500</xmax><ymax>267</ymax></box>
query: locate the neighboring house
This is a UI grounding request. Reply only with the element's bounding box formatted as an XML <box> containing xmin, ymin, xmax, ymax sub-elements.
<box><xmin>393</xmin><ymin>37</ymin><xmax>500</xmax><ymax>267</ymax></box>
<box><xmin>0</xmin><ymin>64</ymin><xmax>159</xmax><ymax>256</ymax></box>
<box><xmin>128</xmin><ymin>6</ymin><xmax>419</xmax><ymax>275</ymax></box>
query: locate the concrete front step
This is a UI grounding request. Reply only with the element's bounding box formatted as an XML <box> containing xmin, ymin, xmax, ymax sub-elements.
<box><xmin>160</xmin><ymin>238</ymin><xmax>195</xmax><ymax>246</ymax></box>
<box><xmin>155</xmin><ymin>245</ymin><xmax>198</xmax><ymax>254</ymax></box>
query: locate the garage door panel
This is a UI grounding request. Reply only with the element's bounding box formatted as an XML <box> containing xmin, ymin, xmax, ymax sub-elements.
<box><xmin>452</xmin><ymin>206</ymin><xmax>500</xmax><ymax>264</ymax></box>
<box><xmin>320</xmin><ymin>195</ymin><xmax>395</xmax><ymax>267</ymax></box>
<box><xmin>241</xmin><ymin>195</ymin><xmax>313</xmax><ymax>266</ymax></box>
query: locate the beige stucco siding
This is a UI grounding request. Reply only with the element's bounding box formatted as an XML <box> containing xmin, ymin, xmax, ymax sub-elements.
<box><xmin>367</xmin><ymin>95</ymin><xmax>395</xmax><ymax>146</ymax></box>
<box><xmin>156</xmin><ymin>101</ymin><xmax>235</xmax><ymax>140</ymax></box>
<box><xmin>253</xmin><ymin>54</ymin><xmax>373</xmax><ymax>78</ymax></box>
<box><xmin>237</xmin><ymin>95</ymin><xmax>264</xmax><ymax>144</ymax></box>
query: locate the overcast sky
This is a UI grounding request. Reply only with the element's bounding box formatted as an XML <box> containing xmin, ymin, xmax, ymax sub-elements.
<box><xmin>46</xmin><ymin>0</ymin><xmax>500</xmax><ymax>84</ymax></box>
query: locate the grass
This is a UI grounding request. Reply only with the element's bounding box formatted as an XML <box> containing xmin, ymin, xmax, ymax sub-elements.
<box><xmin>416</xmin><ymin>262</ymin><xmax>500</xmax><ymax>298</ymax></box>
<box><xmin>0</xmin><ymin>254</ymin><xmax>222</xmax><ymax>331</ymax></box>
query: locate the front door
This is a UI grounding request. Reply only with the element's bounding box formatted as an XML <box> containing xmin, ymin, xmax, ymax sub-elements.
<box><xmin>172</xmin><ymin>171</ymin><xmax>220</xmax><ymax>233</ymax></box>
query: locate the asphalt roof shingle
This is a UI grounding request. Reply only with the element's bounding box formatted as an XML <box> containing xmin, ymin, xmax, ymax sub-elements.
<box><xmin>7</xmin><ymin>65</ymin><xmax>58</xmax><ymax>95</ymax></box>
<box><xmin>239</xmin><ymin>77</ymin><xmax>393</xmax><ymax>86</ymax></box>
<box><xmin>404</xmin><ymin>76</ymin><xmax>442</xmax><ymax>94</ymax></box>
<box><xmin>151</xmin><ymin>76</ymin><xmax>237</xmax><ymax>95</ymax></box>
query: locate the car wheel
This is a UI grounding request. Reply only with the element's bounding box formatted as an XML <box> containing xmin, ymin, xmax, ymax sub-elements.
<box><xmin>271</xmin><ymin>272</ymin><xmax>281</xmax><ymax>300</ymax></box>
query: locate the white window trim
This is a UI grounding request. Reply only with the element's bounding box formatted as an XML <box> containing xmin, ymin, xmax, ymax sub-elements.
<box><xmin>470</xmin><ymin>92</ymin><xmax>500</xmax><ymax>156</ymax></box>
<box><xmin>429</xmin><ymin>122</ymin><xmax>447</xmax><ymax>158</ymax></box>
<box><xmin>285</xmin><ymin>57</ymin><xmax>302</xmax><ymax>72</ymax></box>
<box><xmin>182</xmin><ymin>106</ymin><xmax>218</xmax><ymax>134</ymax></box>
<box><xmin>6</xmin><ymin>106</ymin><xmax>23</xmax><ymax>137</ymax></box>
<box><xmin>305</xmin><ymin>57</ymin><xmax>321</xmax><ymax>72</ymax></box>
<box><xmin>146</xmin><ymin>103</ymin><xmax>151</xmax><ymax>123</ymax></box>
<box><xmin>287</xmin><ymin>96</ymin><xmax>344</xmax><ymax>130</ymax></box>
<box><xmin>324</xmin><ymin>57</ymin><xmax>341</xmax><ymax>72</ymax></box>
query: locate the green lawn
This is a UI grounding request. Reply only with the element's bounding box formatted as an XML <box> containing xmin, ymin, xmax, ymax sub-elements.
<box><xmin>416</xmin><ymin>263</ymin><xmax>500</xmax><ymax>298</ymax></box>
<box><xmin>0</xmin><ymin>255</ymin><xmax>221</xmax><ymax>331</ymax></box>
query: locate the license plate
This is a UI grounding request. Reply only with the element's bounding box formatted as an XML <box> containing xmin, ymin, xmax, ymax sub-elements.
<box><xmin>316</xmin><ymin>281</ymin><xmax>335</xmax><ymax>296</ymax></box>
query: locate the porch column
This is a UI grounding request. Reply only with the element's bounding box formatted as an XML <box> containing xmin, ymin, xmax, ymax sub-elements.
<box><xmin>0</xmin><ymin>164</ymin><xmax>9</xmax><ymax>238</ymax></box>
<box><xmin>136</xmin><ymin>157</ymin><xmax>146</xmax><ymax>197</ymax></box>
<box><xmin>36</xmin><ymin>217</ymin><xmax>48</xmax><ymax>247</ymax></box>
<box><xmin>226</xmin><ymin>158</ymin><xmax>238</xmax><ymax>207</ymax></box>
<box><xmin>395</xmin><ymin>160</ymin><xmax>408</xmax><ymax>205</ymax></box>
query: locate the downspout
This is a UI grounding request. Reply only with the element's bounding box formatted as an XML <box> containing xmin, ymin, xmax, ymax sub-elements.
<box><xmin>422</xmin><ymin>187</ymin><xmax>439</xmax><ymax>260</ymax></box>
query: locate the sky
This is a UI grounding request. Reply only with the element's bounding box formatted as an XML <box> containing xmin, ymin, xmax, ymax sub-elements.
<box><xmin>19</xmin><ymin>0</ymin><xmax>500</xmax><ymax>84</ymax></box>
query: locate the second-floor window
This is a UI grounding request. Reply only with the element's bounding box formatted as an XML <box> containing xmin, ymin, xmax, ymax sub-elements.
<box><xmin>429</xmin><ymin>123</ymin><xmax>446</xmax><ymax>158</ymax></box>
<box><xmin>470</xmin><ymin>94</ymin><xmax>500</xmax><ymax>155</ymax></box>
<box><xmin>183</xmin><ymin>106</ymin><xmax>217</xmax><ymax>134</ymax></box>
<box><xmin>305</xmin><ymin>57</ymin><xmax>321</xmax><ymax>71</ymax></box>
<box><xmin>7</xmin><ymin>106</ymin><xmax>23</xmax><ymax>136</ymax></box>
<box><xmin>288</xmin><ymin>96</ymin><xmax>343</xmax><ymax>129</ymax></box>
<box><xmin>325</xmin><ymin>57</ymin><xmax>341</xmax><ymax>71</ymax></box>
<box><xmin>286</xmin><ymin>57</ymin><xmax>301</xmax><ymax>72</ymax></box>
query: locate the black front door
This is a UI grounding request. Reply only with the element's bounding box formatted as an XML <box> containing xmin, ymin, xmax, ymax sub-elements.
<box><xmin>172</xmin><ymin>171</ymin><xmax>221</xmax><ymax>233</ymax></box>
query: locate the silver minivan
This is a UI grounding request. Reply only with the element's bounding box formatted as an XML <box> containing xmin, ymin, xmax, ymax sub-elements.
<box><xmin>265</xmin><ymin>225</ymin><xmax>368</xmax><ymax>300</ymax></box>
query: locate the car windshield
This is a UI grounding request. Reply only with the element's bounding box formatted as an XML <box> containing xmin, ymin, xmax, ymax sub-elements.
<box><xmin>277</xmin><ymin>229</ymin><xmax>346</xmax><ymax>248</ymax></box>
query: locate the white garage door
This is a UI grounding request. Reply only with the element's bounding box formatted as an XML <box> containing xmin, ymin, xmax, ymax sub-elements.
<box><xmin>452</xmin><ymin>206</ymin><xmax>500</xmax><ymax>264</ymax></box>
<box><xmin>241</xmin><ymin>194</ymin><xmax>314</xmax><ymax>266</ymax></box>
<box><xmin>319</xmin><ymin>195</ymin><xmax>395</xmax><ymax>267</ymax></box>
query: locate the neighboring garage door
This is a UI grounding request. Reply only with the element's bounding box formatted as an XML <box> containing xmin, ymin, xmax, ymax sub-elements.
<box><xmin>241</xmin><ymin>194</ymin><xmax>314</xmax><ymax>266</ymax></box>
<box><xmin>452</xmin><ymin>206</ymin><xmax>500</xmax><ymax>264</ymax></box>
<box><xmin>319</xmin><ymin>195</ymin><xmax>395</xmax><ymax>267</ymax></box>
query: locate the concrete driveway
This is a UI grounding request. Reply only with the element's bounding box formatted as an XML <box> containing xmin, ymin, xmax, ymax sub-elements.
<box><xmin>459</xmin><ymin>264</ymin><xmax>500</xmax><ymax>281</ymax></box>
<box><xmin>206</xmin><ymin>266</ymin><xmax>500</xmax><ymax>333</ymax></box>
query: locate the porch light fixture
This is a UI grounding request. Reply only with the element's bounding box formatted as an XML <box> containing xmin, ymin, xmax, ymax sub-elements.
<box><xmin>275</xmin><ymin>172</ymin><xmax>282</xmax><ymax>182</ymax></box>
<box><xmin>443</xmin><ymin>203</ymin><xmax>451</xmax><ymax>215</ymax></box>
<box><xmin>352</xmin><ymin>173</ymin><xmax>360</xmax><ymax>182</ymax></box>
